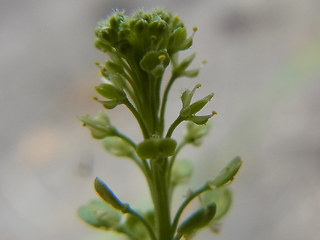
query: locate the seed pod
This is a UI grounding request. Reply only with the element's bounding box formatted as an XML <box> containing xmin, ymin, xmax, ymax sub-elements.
<box><xmin>210</xmin><ymin>156</ymin><xmax>242</xmax><ymax>187</ymax></box>
<box><xmin>177</xmin><ymin>203</ymin><xmax>216</xmax><ymax>235</ymax></box>
<box><xmin>136</xmin><ymin>138</ymin><xmax>177</xmax><ymax>159</ymax></box>
<box><xmin>94</xmin><ymin>177</ymin><xmax>125</xmax><ymax>211</ymax></box>
<box><xmin>136</xmin><ymin>138</ymin><xmax>159</xmax><ymax>159</ymax></box>
<box><xmin>102</xmin><ymin>136</ymin><xmax>135</xmax><ymax>158</ymax></box>
<box><xmin>158</xmin><ymin>138</ymin><xmax>177</xmax><ymax>157</ymax></box>
<box><xmin>201</xmin><ymin>186</ymin><xmax>232</xmax><ymax>222</ymax></box>
<box><xmin>78</xmin><ymin>199</ymin><xmax>121</xmax><ymax>229</ymax></box>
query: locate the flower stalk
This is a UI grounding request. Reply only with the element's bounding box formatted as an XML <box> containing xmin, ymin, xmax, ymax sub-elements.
<box><xmin>78</xmin><ymin>8</ymin><xmax>242</xmax><ymax>240</ymax></box>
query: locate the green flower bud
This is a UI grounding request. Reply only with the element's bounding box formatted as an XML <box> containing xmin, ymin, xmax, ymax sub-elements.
<box><xmin>78</xmin><ymin>199</ymin><xmax>122</xmax><ymax>229</ymax></box>
<box><xmin>181</xmin><ymin>84</ymin><xmax>201</xmax><ymax>109</ymax></box>
<box><xmin>95</xmin><ymin>83</ymin><xmax>126</xmax><ymax>100</ymax></box>
<box><xmin>140</xmin><ymin>50</ymin><xmax>170</xmax><ymax>73</ymax></box>
<box><xmin>177</xmin><ymin>203</ymin><xmax>216</xmax><ymax>236</ymax></box>
<box><xmin>135</xmin><ymin>19</ymin><xmax>148</xmax><ymax>32</ymax></box>
<box><xmin>100</xmin><ymin>28</ymin><xmax>118</xmax><ymax>43</ymax></box>
<box><xmin>105</xmin><ymin>61</ymin><xmax>123</xmax><ymax>74</ymax></box>
<box><xmin>94</xmin><ymin>177</ymin><xmax>127</xmax><ymax>212</ymax></box>
<box><xmin>140</xmin><ymin>51</ymin><xmax>160</xmax><ymax>72</ymax></box>
<box><xmin>102</xmin><ymin>136</ymin><xmax>135</xmax><ymax>158</ymax></box>
<box><xmin>118</xmin><ymin>28</ymin><xmax>131</xmax><ymax>41</ymax></box>
<box><xmin>168</xmin><ymin>27</ymin><xmax>187</xmax><ymax>54</ymax></box>
<box><xmin>109</xmin><ymin>13</ymin><xmax>124</xmax><ymax>30</ymax></box>
<box><xmin>94</xmin><ymin>39</ymin><xmax>113</xmax><ymax>53</ymax></box>
<box><xmin>149</xmin><ymin>19</ymin><xmax>168</xmax><ymax>35</ymax></box>
<box><xmin>118</xmin><ymin>40</ymin><xmax>132</xmax><ymax>56</ymax></box>
<box><xmin>180</xmin><ymin>37</ymin><xmax>193</xmax><ymax>51</ymax></box>
<box><xmin>210</xmin><ymin>156</ymin><xmax>242</xmax><ymax>187</ymax></box>
<box><xmin>180</xmin><ymin>93</ymin><xmax>214</xmax><ymax>117</ymax></box>
<box><xmin>78</xmin><ymin>113</ymin><xmax>117</xmax><ymax>139</ymax></box>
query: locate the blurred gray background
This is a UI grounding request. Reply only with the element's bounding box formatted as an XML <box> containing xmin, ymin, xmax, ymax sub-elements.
<box><xmin>1</xmin><ymin>0</ymin><xmax>320</xmax><ymax>239</ymax></box>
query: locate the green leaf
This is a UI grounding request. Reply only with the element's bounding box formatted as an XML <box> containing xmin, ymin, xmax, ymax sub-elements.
<box><xmin>94</xmin><ymin>177</ymin><xmax>127</xmax><ymax>212</ymax></box>
<box><xmin>201</xmin><ymin>187</ymin><xmax>232</xmax><ymax>222</ymax></box>
<box><xmin>78</xmin><ymin>199</ymin><xmax>121</xmax><ymax>229</ymax></box>
<box><xmin>102</xmin><ymin>136</ymin><xmax>135</xmax><ymax>158</ymax></box>
<box><xmin>177</xmin><ymin>203</ymin><xmax>216</xmax><ymax>236</ymax></box>
<box><xmin>210</xmin><ymin>156</ymin><xmax>242</xmax><ymax>187</ymax></box>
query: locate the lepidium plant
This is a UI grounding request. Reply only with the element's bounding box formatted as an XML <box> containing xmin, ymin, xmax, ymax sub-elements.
<box><xmin>78</xmin><ymin>8</ymin><xmax>242</xmax><ymax>240</ymax></box>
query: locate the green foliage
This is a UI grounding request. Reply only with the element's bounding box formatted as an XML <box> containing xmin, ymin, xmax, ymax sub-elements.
<box><xmin>210</xmin><ymin>156</ymin><xmax>242</xmax><ymax>187</ymax></box>
<box><xmin>78</xmin><ymin>8</ymin><xmax>242</xmax><ymax>240</ymax></box>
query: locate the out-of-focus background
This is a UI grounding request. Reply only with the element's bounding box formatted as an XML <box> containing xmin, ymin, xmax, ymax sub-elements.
<box><xmin>1</xmin><ymin>0</ymin><xmax>320</xmax><ymax>239</ymax></box>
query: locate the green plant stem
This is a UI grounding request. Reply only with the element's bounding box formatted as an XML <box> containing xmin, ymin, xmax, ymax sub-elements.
<box><xmin>127</xmin><ymin>207</ymin><xmax>157</xmax><ymax>240</ymax></box>
<box><xmin>150</xmin><ymin>157</ymin><xmax>172</xmax><ymax>240</ymax></box>
<box><xmin>124</xmin><ymin>99</ymin><xmax>150</xmax><ymax>138</ymax></box>
<box><xmin>171</xmin><ymin>182</ymin><xmax>211</xmax><ymax>235</ymax></box>
<box><xmin>117</xmin><ymin>226</ymin><xmax>139</xmax><ymax>240</ymax></box>
<box><xmin>167</xmin><ymin>141</ymin><xmax>187</xmax><ymax>201</ymax></box>
<box><xmin>116</xmin><ymin>132</ymin><xmax>136</xmax><ymax>149</ymax></box>
<box><xmin>159</xmin><ymin>75</ymin><xmax>177</xmax><ymax>136</ymax></box>
<box><xmin>166</xmin><ymin>116</ymin><xmax>184</xmax><ymax>138</ymax></box>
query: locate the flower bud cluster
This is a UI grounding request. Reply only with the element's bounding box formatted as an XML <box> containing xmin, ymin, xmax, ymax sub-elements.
<box><xmin>94</xmin><ymin>9</ymin><xmax>192</xmax><ymax>60</ymax></box>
